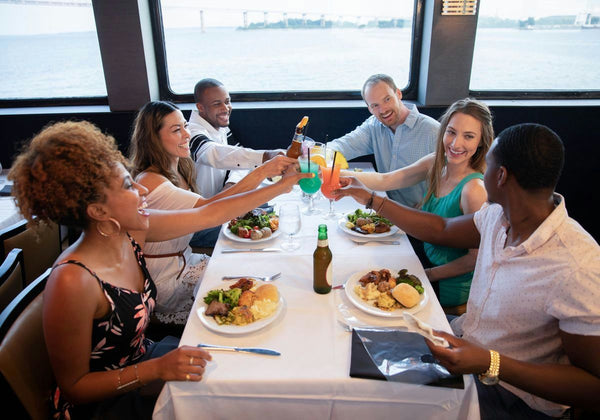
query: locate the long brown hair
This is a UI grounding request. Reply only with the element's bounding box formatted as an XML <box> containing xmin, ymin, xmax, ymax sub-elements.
<box><xmin>129</xmin><ymin>101</ymin><xmax>197</xmax><ymax>193</ymax></box>
<box><xmin>422</xmin><ymin>98</ymin><xmax>493</xmax><ymax>207</ymax></box>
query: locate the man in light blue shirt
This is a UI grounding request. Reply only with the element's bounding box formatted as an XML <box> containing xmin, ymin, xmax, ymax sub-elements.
<box><xmin>327</xmin><ymin>74</ymin><xmax>439</xmax><ymax>207</ymax></box>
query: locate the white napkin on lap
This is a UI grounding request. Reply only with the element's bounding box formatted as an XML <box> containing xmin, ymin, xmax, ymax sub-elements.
<box><xmin>402</xmin><ymin>312</ymin><xmax>450</xmax><ymax>348</ymax></box>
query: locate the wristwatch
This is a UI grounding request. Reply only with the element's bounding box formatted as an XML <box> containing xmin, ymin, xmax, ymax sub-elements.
<box><xmin>478</xmin><ymin>349</ymin><xmax>500</xmax><ymax>385</ymax></box>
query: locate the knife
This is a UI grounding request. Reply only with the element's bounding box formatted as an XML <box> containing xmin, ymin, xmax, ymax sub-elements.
<box><xmin>221</xmin><ymin>248</ymin><xmax>281</xmax><ymax>253</ymax></box>
<box><xmin>197</xmin><ymin>343</ymin><xmax>281</xmax><ymax>356</ymax></box>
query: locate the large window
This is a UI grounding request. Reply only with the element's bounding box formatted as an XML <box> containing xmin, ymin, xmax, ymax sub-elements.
<box><xmin>155</xmin><ymin>0</ymin><xmax>418</xmax><ymax>99</ymax></box>
<box><xmin>471</xmin><ymin>0</ymin><xmax>600</xmax><ymax>92</ymax></box>
<box><xmin>0</xmin><ymin>0</ymin><xmax>106</xmax><ymax>102</ymax></box>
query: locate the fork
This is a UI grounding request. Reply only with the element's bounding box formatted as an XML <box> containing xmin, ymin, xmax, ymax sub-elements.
<box><xmin>222</xmin><ymin>272</ymin><xmax>282</xmax><ymax>282</ymax></box>
<box><xmin>351</xmin><ymin>239</ymin><xmax>400</xmax><ymax>245</ymax></box>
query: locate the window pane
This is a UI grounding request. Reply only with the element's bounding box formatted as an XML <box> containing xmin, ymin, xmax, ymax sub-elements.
<box><xmin>471</xmin><ymin>0</ymin><xmax>600</xmax><ymax>91</ymax></box>
<box><xmin>159</xmin><ymin>0</ymin><xmax>416</xmax><ymax>94</ymax></box>
<box><xmin>0</xmin><ymin>0</ymin><xmax>106</xmax><ymax>100</ymax></box>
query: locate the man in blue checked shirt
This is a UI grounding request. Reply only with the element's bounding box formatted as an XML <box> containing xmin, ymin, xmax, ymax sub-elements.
<box><xmin>327</xmin><ymin>74</ymin><xmax>439</xmax><ymax>208</ymax></box>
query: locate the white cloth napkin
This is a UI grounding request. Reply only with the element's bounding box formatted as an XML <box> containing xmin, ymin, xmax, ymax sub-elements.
<box><xmin>402</xmin><ymin>312</ymin><xmax>450</xmax><ymax>347</ymax></box>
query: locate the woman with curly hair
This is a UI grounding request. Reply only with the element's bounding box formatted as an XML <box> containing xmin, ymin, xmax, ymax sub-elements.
<box><xmin>339</xmin><ymin>98</ymin><xmax>493</xmax><ymax>311</ymax></box>
<box><xmin>129</xmin><ymin>101</ymin><xmax>297</xmax><ymax>325</ymax></box>
<box><xmin>8</xmin><ymin>120</ymin><xmax>309</xmax><ymax>419</ymax></box>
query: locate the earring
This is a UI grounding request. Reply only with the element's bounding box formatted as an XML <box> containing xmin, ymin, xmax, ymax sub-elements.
<box><xmin>96</xmin><ymin>218</ymin><xmax>121</xmax><ymax>237</ymax></box>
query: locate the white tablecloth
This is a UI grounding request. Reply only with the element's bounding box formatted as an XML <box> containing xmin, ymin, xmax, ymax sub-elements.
<box><xmin>153</xmin><ymin>188</ymin><xmax>479</xmax><ymax>420</ymax></box>
<box><xmin>0</xmin><ymin>196</ymin><xmax>23</xmax><ymax>231</ymax></box>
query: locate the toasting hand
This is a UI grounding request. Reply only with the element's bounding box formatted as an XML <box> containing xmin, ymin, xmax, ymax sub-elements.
<box><xmin>332</xmin><ymin>176</ymin><xmax>373</xmax><ymax>205</ymax></box>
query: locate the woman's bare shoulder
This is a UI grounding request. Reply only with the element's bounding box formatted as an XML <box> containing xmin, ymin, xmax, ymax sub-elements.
<box><xmin>136</xmin><ymin>170</ymin><xmax>170</xmax><ymax>193</ymax></box>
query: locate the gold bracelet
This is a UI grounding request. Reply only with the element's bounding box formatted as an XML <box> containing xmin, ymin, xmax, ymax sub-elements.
<box><xmin>375</xmin><ymin>196</ymin><xmax>387</xmax><ymax>214</ymax></box>
<box><xmin>116</xmin><ymin>364</ymin><xmax>140</xmax><ymax>391</ymax></box>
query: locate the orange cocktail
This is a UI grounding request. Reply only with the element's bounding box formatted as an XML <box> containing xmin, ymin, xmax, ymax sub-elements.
<box><xmin>320</xmin><ymin>165</ymin><xmax>341</xmax><ymax>200</ymax></box>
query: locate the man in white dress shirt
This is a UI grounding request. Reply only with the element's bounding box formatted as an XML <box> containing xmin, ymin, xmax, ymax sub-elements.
<box><xmin>188</xmin><ymin>78</ymin><xmax>282</xmax><ymax>198</ymax></box>
<box><xmin>187</xmin><ymin>78</ymin><xmax>282</xmax><ymax>248</ymax></box>
<box><xmin>335</xmin><ymin>123</ymin><xmax>599</xmax><ymax>419</ymax></box>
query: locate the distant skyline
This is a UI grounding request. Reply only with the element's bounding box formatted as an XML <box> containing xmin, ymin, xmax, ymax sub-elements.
<box><xmin>0</xmin><ymin>0</ymin><xmax>599</xmax><ymax>35</ymax></box>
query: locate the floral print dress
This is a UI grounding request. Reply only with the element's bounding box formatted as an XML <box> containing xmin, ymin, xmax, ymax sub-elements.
<box><xmin>51</xmin><ymin>235</ymin><xmax>157</xmax><ymax>419</ymax></box>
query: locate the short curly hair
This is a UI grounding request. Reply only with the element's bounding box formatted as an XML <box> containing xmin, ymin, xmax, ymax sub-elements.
<box><xmin>8</xmin><ymin>120</ymin><xmax>127</xmax><ymax>229</ymax></box>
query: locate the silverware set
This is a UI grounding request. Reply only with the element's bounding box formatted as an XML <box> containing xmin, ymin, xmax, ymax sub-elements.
<box><xmin>222</xmin><ymin>272</ymin><xmax>281</xmax><ymax>282</ymax></box>
<box><xmin>221</xmin><ymin>247</ymin><xmax>281</xmax><ymax>253</ymax></box>
<box><xmin>351</xmin><ymin>239</ymin><xmax>400</xmax><ymax>245</ymax></box>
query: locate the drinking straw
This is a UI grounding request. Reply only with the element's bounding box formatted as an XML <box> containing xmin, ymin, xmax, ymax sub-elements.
<box><xmin>330</xmin><ymin>151</ymin><xmax>338</xmax><ymax>184</ymax></box>
<box><xmin>308</xmin><ymin>146</ymin><xmax>311</xmax><ymax>173</ymax></box>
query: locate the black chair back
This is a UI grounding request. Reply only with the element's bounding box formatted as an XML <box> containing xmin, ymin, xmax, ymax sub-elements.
<box><xmin>0</xmin><ymin>248</ymin><xmax>25</xmax><ymax>313</ymax></box>
<box><xmin>0</xmin><ymin>269</ymin><xmax>53</xmax><ymax>420</ymax></box>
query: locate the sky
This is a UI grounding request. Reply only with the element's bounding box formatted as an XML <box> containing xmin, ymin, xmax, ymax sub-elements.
<box><xmin>0</xmin><ymin>0</ymin><xmax>599</xmax><ymax>35</ymax></box>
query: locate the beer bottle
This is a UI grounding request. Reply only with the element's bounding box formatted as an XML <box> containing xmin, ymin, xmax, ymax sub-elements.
<box><xmin>286</xmin><ymin>116</ymin><xmax>309</xmax><ymax>159</ymax></box>
<box><xmin>313</xmin><ymin>224</ymin><xmax>332</xmax><ymax>294</ymax></box>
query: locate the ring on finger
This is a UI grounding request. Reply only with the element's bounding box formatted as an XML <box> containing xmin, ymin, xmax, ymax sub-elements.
<box><xmin>186</xmin><ymin>373</ymin><xmax>191</xmax><ymax>381</ymax></box>
<box><xmin>189</xmin><ymin>356</ymin><xmax>194</xmax><ymax>365</ymax></box>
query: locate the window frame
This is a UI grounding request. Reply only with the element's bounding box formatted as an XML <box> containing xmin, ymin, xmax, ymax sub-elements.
<box><xmin>149</xmin><ymin>0</ymin><xmax>425</xmax><ymax>103</ymax></box>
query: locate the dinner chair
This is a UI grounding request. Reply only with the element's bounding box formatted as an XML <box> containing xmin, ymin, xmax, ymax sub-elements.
<box><xmin>0</xmin><ymin>219</ymin><xmax>61</xmax><ymax>286</ymax></box>
<box><xmin>0</xmin><ymin>248</ymin><xmax>25</xmax><ymax>313</ymax></box>
<box><xmin>0</xmin><ymin>268</ymin><xmax>53</xmax><ymax>420</ymax></box>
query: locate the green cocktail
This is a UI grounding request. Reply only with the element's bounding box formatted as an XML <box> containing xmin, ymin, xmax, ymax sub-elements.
<box><xmin>298</xmin><ymin>157</ymin><xmax>322</xmax><ymax>194</ymax></box>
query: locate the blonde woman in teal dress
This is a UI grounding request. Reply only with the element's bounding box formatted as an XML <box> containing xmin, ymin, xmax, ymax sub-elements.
<box><xmin>341</xmin><ymin>98</ymin><xmax>493</xmax><ymax>311</ymax></box>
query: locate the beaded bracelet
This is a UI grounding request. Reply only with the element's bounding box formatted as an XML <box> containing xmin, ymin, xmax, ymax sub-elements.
<box><xmin>365</xmin><ymin>191</ymin><xmax>375</xmax><ymax>209</ymax></box>
<box><xmin>117</xmin><ymin>364</ymin><xmax>140</xmax><ymax>390</ymax></box>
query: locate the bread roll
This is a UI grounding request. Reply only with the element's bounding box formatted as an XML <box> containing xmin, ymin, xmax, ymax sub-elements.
<box><xmin>254</xmin><ymin>284</ymin><xmax>279</xmax><ymax>302</ymax></box>
<box><xmin>391</xmin><ymin>283</ymin><xmax>420</xmax><ymax>308</ymax></box>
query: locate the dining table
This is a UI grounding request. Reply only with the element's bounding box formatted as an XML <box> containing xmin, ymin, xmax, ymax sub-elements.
<box><xmin>152</xmin><ymin>183</ymin><xmax>480</xmax><ymax>420</ymax></box>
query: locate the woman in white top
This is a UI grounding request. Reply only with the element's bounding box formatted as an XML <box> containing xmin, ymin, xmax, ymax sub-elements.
<box><xmin>129</xmin><ymin>101</ymin><xmax>298</xmax><ymax>324</ymax></box>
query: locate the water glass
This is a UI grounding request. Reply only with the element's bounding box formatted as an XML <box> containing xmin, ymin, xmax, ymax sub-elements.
<box><xmin>279</xmin><ymin>203</ymin><xmax>302</xmax><ymax>251</ymax></box>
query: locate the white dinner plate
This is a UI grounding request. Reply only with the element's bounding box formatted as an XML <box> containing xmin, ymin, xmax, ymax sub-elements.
<box><xmin>197</xmin><ymin>283</ymin><xmax>285</xmax><ymax>335</ymax></box>
<box><xmin>337</xmin><ymin>213</ymin><xmax>400</xmax><ymax>238</ymax></box>
<box><xmin>222</xmin><ymin>223</ymin><xmax>281</xmax><ymax>243</ymax></box>
<box><xmin>345</xmin><ymin>269</ymin><xmax>428</xmax><ymax>318</ymax></box>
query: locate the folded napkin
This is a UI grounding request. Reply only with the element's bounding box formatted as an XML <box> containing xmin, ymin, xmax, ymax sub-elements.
<box><xmin>402</xmin><ymin>312</ymin><xmax>450</xmax><ymax>348</ymax></box>
<box><xmin>349</xmin><ymin>328</ymin><xmax>463</xmax><ymax>389</ymax></box>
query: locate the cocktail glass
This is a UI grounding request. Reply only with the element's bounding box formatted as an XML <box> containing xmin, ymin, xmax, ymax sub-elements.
<box><xmin>320</xmin><ymin>148</ymin><xmax>342</xmax><ymax>219</ymax></box>
<box><xmin>298</xmin><ymin>142</ymin><xmax>325</xmax><ymax>215</ymax></box>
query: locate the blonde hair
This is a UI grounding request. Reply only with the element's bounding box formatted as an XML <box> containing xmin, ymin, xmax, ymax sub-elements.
<box><xmin>9</xmin><ymin>121</ymin><xmax>127</xmax><ymax>228</ymax></box>
<box><xmin>422</xmin><ymin>98</ymin><xmax>493</xmax><ymax>207</ymax></box>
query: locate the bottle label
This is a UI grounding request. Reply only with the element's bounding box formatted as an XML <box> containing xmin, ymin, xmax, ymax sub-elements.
<box><xmin>325</xmin><ymin>262</ymin><xmax>332</xmax><ymax>286</ymax></box>
<box><xmin>317</xmin><ymin>239</ymin><xmax>328</xmax><ymax>247</ymax></box>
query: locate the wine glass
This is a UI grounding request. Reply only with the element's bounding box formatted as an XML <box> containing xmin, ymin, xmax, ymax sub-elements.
<box><xmin>298</xmin><ymin>142</ymin><xmax>325</xmax><ymax>215</ymax></box>
<box><xmin>320</xmin><ymin>148</ymin><xmax>342</xmax><ymax>219</ymax></box>
<box><xmin>279</xmin><ymin>203</ymin><xmax>302</xmax><ymax>251</ymax></box>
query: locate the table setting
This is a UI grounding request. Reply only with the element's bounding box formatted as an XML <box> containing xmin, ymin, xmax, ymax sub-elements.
<box><xmin>153</xmin><ymin>167</ymin><xmax>480</xmax><ymax>420</ymax></box>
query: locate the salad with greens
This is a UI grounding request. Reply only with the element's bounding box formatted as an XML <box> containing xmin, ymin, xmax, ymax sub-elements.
<box><xmin>227</xmin><ymin>207</ymin><xmax>279</xmax><ymax>240</ymax></box>
<box><xmin>345</xmin><ymin>209</ymin><xmax>392</xmax><ymax>234</ymax></box>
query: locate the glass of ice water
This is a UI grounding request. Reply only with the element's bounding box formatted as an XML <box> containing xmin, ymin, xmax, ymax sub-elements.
<box><xmin>279</xmin><ymin>203</ymin><xmax>302</xmax><ymax>251</ymax></box>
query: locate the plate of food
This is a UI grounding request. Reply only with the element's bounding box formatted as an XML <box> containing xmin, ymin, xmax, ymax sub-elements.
<box><xmin>197</xmin><ymin>279</ymin><xmax>284</xmax><ymax>335</ymax></box>
<box><xmin>338</xmin><ymin>209</ymin><xmax>400</xmax><ymax>238</ymax></box>
<box><xmin>223</xmin><ymin>207</ymin><xmax>281</xmax><ymax>243</ymax></box>
<box><xmin>345</xmin><ymin>268</ymin><xmax>428</xmax><ymax>318</ymax></box>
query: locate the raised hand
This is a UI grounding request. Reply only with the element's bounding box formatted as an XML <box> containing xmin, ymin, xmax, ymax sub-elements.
<box><xmin>332</xmin><ymin>176</ymin><xmax>373</xmax><ymax>205</ymax></box>
<box><xmin>277</xmin><ymin>167</ymin><xmax>314</xmax><ymax>193</ymax></box>
<box><xmin>424</xmin><ymin>330</ymin><xmax>491</xmax><ymax>376</ymax></box>
<box><xmin>260</xmin><ymin>155</ymin><xmax>299</xmax><ymax>179</ymax></box>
